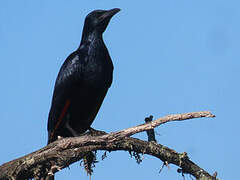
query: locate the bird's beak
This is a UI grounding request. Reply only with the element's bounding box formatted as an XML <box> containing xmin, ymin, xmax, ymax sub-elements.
<box><xmin>99</xmin><ymin>8</ymin><xmax>121</xmax><ymax>22</ymax></box>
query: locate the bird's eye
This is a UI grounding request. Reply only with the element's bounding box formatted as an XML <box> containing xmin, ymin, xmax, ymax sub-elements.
<box><xmin>95</xmin><ymin>13</ymin><xmax>102</xmax><ymax>18</ymax></box>
<box><xmin>93</xmin><ymin>10</ymin><xmax>105</xmax><ymax>18</ymax></box>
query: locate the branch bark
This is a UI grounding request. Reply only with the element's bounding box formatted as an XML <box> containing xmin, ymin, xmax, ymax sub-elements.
<box><xmin>0</xmin><ymin>111</ymin><xmax>217</xmax><ymax>180</ymax></box>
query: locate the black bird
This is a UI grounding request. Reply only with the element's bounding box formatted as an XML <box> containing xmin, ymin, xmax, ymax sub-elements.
<box><xmin>47</xmin><ymin>8</ymin><xmax>120</xmax><ymax>144</ymax></box>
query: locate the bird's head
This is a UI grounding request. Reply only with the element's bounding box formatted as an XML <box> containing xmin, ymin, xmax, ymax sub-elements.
<box><xmin>83</xmin><ymin>8</ymin><xmax>120</xmax><ymax>34</ymax></box>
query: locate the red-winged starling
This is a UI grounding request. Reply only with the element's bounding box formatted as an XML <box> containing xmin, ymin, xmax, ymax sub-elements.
<box><xmin>47</xmin><ymin>8</ymin><xmax>120</xmax><ymax>145</ymax></box>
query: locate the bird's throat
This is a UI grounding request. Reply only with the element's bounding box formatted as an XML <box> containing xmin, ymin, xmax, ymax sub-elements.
<box><xmin>80</xmin><ymin>30</ymin><xmax>103</xmax><ymax>46</ymax></box>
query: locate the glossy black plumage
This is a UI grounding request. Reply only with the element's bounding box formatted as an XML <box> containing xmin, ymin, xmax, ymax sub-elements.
<box><xmin>47</xmin><ymin>8</ymin><xmax>120</xmax><ymax>144</ymax></box>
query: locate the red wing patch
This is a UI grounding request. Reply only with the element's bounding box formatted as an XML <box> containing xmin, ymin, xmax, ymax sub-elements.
<box><xmin>49</xmin><ymin>99</ymin><xmax>71</xmax><ymax>141</ymax></box>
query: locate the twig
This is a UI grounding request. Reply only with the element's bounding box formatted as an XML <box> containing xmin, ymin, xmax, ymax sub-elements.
<box><xmin>145</xmin><ymin>115</ymin><xmax>156</xmax><ymax>142</ymax></box>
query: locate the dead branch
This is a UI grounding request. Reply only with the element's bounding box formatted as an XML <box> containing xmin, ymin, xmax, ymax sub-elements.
<box><xmin>0</xmin><ymin>111</ymin><xmax>217</xmax><ymax>180</ymax></box>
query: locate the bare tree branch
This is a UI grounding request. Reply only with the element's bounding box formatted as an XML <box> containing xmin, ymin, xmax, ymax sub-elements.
<box><xmin>0</xmin><ymin>111</ymin><xmax>217</xmax><ymax>180</ymax></box>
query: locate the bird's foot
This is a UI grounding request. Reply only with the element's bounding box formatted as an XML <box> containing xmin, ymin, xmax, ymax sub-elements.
<box><xmin>88</xmin><ymin>128</ymin><xmax>107</xmax><ymax>136</ymax></box>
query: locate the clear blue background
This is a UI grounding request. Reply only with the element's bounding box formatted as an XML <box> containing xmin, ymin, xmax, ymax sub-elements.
<box><xmin>0</xmin><ymin>1</ymin><xmax>238</xmax><ymax>179</ymax></box>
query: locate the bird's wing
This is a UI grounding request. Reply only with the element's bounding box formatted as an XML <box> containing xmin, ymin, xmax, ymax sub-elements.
<box><xmin>47</xmin><ymin>51</ymin><xmax>83</xmax><ymax>143</ymax></box>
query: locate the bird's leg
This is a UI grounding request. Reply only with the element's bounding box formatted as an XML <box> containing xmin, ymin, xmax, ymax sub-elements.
<box><xmin>65</xmin><ymin>120</ymin><xmax>80</xmax><ymax>137</ymax></box>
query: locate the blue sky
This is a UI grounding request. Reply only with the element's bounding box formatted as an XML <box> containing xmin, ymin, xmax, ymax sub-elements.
<box><xmin>0</xmin><ymin>0</ymin><xmax>239</xmax><ymax>179</ymax></box>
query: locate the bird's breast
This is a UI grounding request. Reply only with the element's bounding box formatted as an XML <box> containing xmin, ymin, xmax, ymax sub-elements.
<box><xmin>82</xmin><ymin>56</ymin><xmax>113</xmax><ymax>88</ymax></box>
